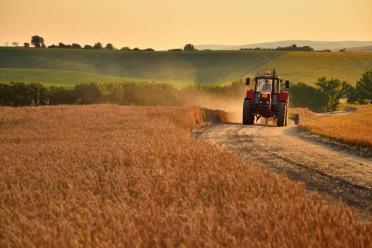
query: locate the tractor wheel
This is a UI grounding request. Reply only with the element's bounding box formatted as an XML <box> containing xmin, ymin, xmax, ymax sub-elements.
<box><xmin>243</xmin><ymin>99</ymin><xmax>254</xmax><ymax>125</ymax></box>
<box><xmin>277</xmin><ymin>102</ymin><xmax>287</xmax><ymax>127</ymax></box>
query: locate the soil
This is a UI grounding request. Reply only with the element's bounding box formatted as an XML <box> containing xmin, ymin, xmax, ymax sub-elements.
<box><xmin>193</xmin><ymin>121</ymin><xmax>372</xmax><ymax>215</ymax></box>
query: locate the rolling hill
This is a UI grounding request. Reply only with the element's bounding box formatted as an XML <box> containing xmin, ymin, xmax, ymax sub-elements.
<box><xmin>0</xmin><ymin>47</ymin><xmax>371</xmax><ymax>86</ymax></box>
<box><xmin>0</xmin><ymin>68</ymin><xmax>144</xmax><ymax>88</ymax></box>
<box><xmin>0</xmin><ymin>48</ymin><xmax>281</xmax><ymax>86</ymax></box>
<box><xmin>196</xmin><ymin>40</ymin><xmax>372</xmax><ymax>51</ymax></box>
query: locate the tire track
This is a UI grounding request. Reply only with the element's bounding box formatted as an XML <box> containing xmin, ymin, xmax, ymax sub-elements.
<box><xmin>194</xmin><ymin>123</ymin><xmax>372</xmax><ymax>214</ymax></box>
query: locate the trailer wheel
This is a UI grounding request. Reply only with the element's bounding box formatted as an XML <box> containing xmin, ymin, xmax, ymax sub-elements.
<box><xmin>277</xmin><ymin>102</ymin><xmax>287</xmax><ymax>127</ymax></box>
<box><xmin>243</xmin><ymin>99</ymin><xmax>254</xmax><ymax>125</ymax></box>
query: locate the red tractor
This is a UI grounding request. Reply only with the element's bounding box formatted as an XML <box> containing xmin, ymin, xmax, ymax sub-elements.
<box><xmin>243</xmin><ymin>70</ymin><xmax>290</xmax><ymax>126</ymax></box>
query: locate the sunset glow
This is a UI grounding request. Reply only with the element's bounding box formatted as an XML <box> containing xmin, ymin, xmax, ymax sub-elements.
<box><xmin>1</xmin><ymin>0</ymin><xmax>371</xmax><ymax>49</ymax></box>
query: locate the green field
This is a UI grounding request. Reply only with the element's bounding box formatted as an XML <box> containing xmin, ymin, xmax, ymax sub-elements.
<box><xmin>253</xmin><ymin>51</ymin><xmax>372</xmax><ymax>84</ymax></box>
<box><xmin>0</xmin><ymin>68</ymin><xmax>145</xmax><ymax>88</ymax></box>
<box><xmin>0</xmin><ymin>47</ymin><xmax>371</xmax><ymax>87</ymax></box>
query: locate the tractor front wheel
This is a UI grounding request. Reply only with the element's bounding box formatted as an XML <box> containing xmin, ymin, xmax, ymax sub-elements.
<box><xmin>243</xmin><ymin>99</ymin><xmax>254</xmax><ymax>125</ymax></box>
<box><xmin>277</xmin><ymin>102</ymin><xmax>288</xmax><ymax>127</ymax></box>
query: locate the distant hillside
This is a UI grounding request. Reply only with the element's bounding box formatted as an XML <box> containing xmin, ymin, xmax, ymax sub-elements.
<box><xmin>0</xmin><ymin>48</ymin><xmax>372</xmax><ymax>86</ymax></box>
<box><xmin>250</xmin><ymin>52</ymin><xmax>372</xmax><ymax>84</ymax></box>
<box><xmin>196</xmin><ymin>40</ymin><xmax>372</xmax><ymax>51</ymax></box>
<box><xmin>0</xmin><ymin>48</ymin><xmax>283</xmax><ymax>86</ymax></box>
<box><xmin>347</xmin><ymin>46</ymin><xmax>372</xmax><ymax>52</ymax></box>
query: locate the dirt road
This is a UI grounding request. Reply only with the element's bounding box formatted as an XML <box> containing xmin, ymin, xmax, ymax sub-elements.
<box><xmin>194</xmin><ymin>121</ymin><xmax>372</xmax><ymax>214</ymax></box>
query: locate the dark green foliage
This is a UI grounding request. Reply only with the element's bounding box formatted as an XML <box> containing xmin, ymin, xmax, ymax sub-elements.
<box><xmin>241</xmin><ymin>44</ymin><xmax>314</xmax><ymax>51</ymax></box>
<box><xmin>73</xmin><ymin>83</ymin><xmax>102</xmax><ymax>104</ymax></box>
<box><xmin>105</xmin><ymin>43</ymin><xmax>115</xmax><ymax>50</ymax></box>
<box><xmin>289</xmin><ymin>78</ymin><xmax>352</xmax><ymax>112</ymax></box>
<box><xmin>71</xmin><ymin>43</ymin><xmax>82</xmax><ymax>49</ymax></box>
<box><xmin>0</xmin><ymin>84</ymin><xmax>12</xmax><ymax>105</ymax></box>
<box><xmin>288</xmin><ymin>82</ymin><xmax>328</xmax><ymax>112</ymax></box>
<box><xmin>31</xmin><ymin>35</ymin><xmax>45</xmax><ymax>48</ymax></box>
<box><xmin>354</xmin><ymin>70</ymin><xmax>372</xmax><ymax>103</ymax></box>
<box><xmin>184</xmin><ymin>44</ymin><xmax>196</xmax><ymax>51</ymax></box>
<box><xmin>93</xmin><ymin>42</ymin><xmax>103</xmax><ymax>50</ymax></box>
<box><xmin>48</xmin><ymin>86</ymin><xmax>77</xmax><ymax>104</ymax></box>
<box><xmin>275</xmin><ymin>44</ymin><xmax>314</xmax><ymax>51</ymax></box>
<box><xmin>316</xmin><ymin>77</ymin><xmax>344</xmax><ymax>111</ymax></box>
<box><xmin>0</xmin><ymin>82</ymin><xmax>48</xmax><ymax>106</ymax></box>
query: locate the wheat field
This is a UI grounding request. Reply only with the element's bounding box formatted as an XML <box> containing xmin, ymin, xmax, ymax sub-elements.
<box><xmin>300</xmin><ymin>105</ymin><xmax>372</xmax><ymax>147</ymax></box>
<box><xmin>0</xmin><ymin>105</ymin><xmax>371</xmax><ymax>247</ymax></box>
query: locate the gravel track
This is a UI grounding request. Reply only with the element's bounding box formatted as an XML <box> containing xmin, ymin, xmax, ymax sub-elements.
<box><xmin>194</xmin><ymin>122</ymin><xmax>372</xmax><ymax>214</ymax></box>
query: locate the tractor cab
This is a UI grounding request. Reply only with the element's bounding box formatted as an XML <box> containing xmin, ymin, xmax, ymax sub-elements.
<box><xmin>243</xmin><ymin>70</ymin><xmax>290</xmax><ymax>126</ymax></box>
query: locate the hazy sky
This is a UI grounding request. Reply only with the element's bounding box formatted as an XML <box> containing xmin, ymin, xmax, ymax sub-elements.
<box><xmin>1</xmin><ymin>0</ymin><xmax>371</xmax><ymax>49</ymax></box>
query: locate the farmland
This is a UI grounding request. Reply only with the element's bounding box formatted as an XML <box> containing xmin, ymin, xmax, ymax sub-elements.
<box><xmin>252</xmin><ymin>51</ymin><xmax>372</xmax><ymax>84</ymax></box>
<box><xmin>0</xmin><ymin>68</ymin><xmax>144</xmax><ymax>88</ymax></box>
<box><xmin>299</xmin><ymin>105</ymin><xmax>372</xmax><ymax>147</ymax></box>
<box><xmin>1</xmin><ymin>47</ymin><xmax>372</xmax><ymax>87</ymax></box>
<box><xmin>0</xmin><ymin>105</ymin><xmax>371</xmax><ymax>247</ymax></box>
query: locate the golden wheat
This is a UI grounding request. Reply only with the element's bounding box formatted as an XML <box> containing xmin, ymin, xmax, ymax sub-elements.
<box><xmin>300</xmin><ymin>105</ymin><xmax>372</xmax><ymax>147</ymax></box>
<box><xmin>0</xmin><ymin>104</ymin><xmax>370</xmax><ymax>247</ymax></box>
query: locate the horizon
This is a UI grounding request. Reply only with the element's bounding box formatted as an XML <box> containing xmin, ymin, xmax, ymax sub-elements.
<box><xmin>1</xmin><ymin>39</ymin><xmax>372</xmax><ymax>51</ymax></box>
<box><xmin>1</xmin><ymin>0</ymin><xmax>371</xmax><ymax>50</ymax></box>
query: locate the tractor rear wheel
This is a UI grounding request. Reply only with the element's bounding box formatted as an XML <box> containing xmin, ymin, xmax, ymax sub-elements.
<box><xmin>243</xmin><ymin>99</ymin><xmax>254</xmax><ymax>125</ymax></box>
<box><xmin>277</xmin><ymin>102</ymin><xmax>288</xmax><ymax>127</ymax></box>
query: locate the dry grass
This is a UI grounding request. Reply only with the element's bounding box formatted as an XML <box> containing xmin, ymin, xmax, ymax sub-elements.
<box><xmin>300</xmin><ymin>105</ymin><xmax>372</xmax><ymax>147</ymax></box>
<box><xmin>289</xmin><ymin>108</ymin><xmax>315</xmax><ymax>118</ymax></box>
<box><xmin>0</xmin><ymin>104</ymin><xmax>371</xmax><ymax>247</ymax></box>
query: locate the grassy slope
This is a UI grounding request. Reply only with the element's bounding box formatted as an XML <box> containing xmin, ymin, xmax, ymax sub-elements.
<box><xmin>0</xmin><ymin>68</ymin><xmax>145</xmax><ymax>88</ymax></box>
<box><xmin>0</xmin><ymin>48</ymin><xmax>281</xmax><ymax>86</ymax></box>
<box><xmin>0</xmin><ymin>48</ymin><xmax>371</xmax><ymax>86</ymax></box>
<box><xmin>254</xmin><ymin>51</ymin><xmax>372</xmax><ymax>84</ymax></box>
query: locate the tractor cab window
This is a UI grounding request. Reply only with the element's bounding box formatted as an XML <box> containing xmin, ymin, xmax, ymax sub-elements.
<box><xmin>256</xmin><ymin>79</ymin><xmax>273</xmax><ymax>92</ymax></box>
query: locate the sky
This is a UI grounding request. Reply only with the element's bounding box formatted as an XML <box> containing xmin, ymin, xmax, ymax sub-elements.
<box><xmin>0</xmin><ymin>0</ymin><xmax>371</xmax><ymax>50</ymax></box>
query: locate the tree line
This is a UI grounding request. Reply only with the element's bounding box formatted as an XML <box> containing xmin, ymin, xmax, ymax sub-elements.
<box><xmin>240</xmin><ymin>44</ymin><xmax>314</xmax><ymax>52</ymax></box>
<box><xmin>19</xmin><ymin>35</ymin><xmax>198</xmax><ymax>52</ymax></box>
<box><xmin>288</xmin><ymin>70</ymin><xmax>372</xmax><ymax>111</ymax></box>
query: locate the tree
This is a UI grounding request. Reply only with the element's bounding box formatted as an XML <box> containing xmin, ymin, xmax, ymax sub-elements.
<box><xmin>71</xmin><ymin>43</ymin><xmax>82</xmax><ymax>49</ymax></box>
<box><xmin>73</xmin><ymin>83</ymin><xmax>102</xmax><ymax>104</ymax></box>
<box><xmin>340</xmin><ymin>82</ymin><xmax>357</xmax><ymax>103</ymax></box>
<box><xmin>24</xmin><ymin>43</ymin><xmax>30</xmax><ymax>48</ymax></box>
<box><xmin>184</xmin><ymin>44</ymin><xmax>196</xmax><ymax>51</ymax></box>
<box><xmin>31</xmin><ymin>35</ymin><xmax>45</xmax><ymax>48</ymax></box>
<box><xmin>288</xmin><ymin>82</ymin><xmax>328</xmax><ymax>112</ymax></box>
<box><xmin>105</xmin><ymin>43</ymin><xmax>115</xmax><ymax>50</ymax></box>
<box><xmin>120</xmin><ymin>47</ymin><xmax>131</xmax><ymax>51</ymax></box>
<box><xmin>83</xmin><ymin>45</ymin><xmax>93</xmax><ymax>49</ymax></box>
<box><xmin>93</xmin><ymin>42</ymin><xmax>103</xmax><ymax>49</ymax></box>
<box><xmin>354</xmin><ymin>70</ymin><xmax>372</xmax><ymax>104</ymax></box>
<box><xmin>316</xmin><ymin>77</ymin><xmax>343</xmax><ymax>111</ymax></box>
<box><xmin>12</xmin><ymin>42</ymin><xmax>19</xmax><ymax>47</ymax></box>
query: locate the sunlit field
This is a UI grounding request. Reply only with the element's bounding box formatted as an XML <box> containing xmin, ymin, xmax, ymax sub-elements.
<box><xmin>300</xmin><ymin>105</ymin><xmax>372</xmax><ymax>147</ymax></box>
<box><xmin>253</xmin><ymin>51</ymin><xmax>372</xmax><ymax>84</ymax></box>
<box><xmin>0</xmin><ymin>105</ymin><xmax>370</xmax><ymax>247</ymax></box>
